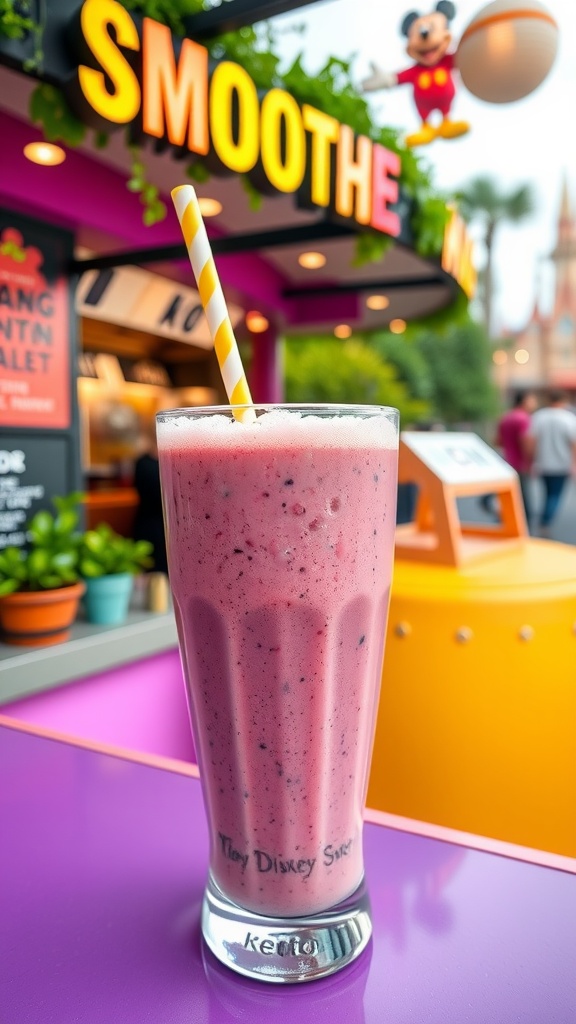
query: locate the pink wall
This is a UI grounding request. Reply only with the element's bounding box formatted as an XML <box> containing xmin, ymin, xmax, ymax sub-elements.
<box><xmin>3</xmin><ymin>649</ymin><xmax>196</xmax><ymax>764</ymax></box>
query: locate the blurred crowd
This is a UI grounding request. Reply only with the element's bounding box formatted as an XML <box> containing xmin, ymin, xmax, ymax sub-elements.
<box><xmin>494</xmin><ymin>389</ymin><xmax>576</xmax><ymax>537</ymax></box>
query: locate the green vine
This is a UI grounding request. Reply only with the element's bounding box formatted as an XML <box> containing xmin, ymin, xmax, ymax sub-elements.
<box><xmin>12</xmin><ymin>0</ymin><xmax>450</xmax><ymax>253</ymax></box>
<box><xmin>120</xmin><ymin>0</ymin><xmax>203</xmax><ymax>37</ymax></box>
<box><xmin>29</xmin><ymin>83</ymin><xmax>86</xmax><ymax>145</ymax></box>
<box><xmin>0</xmin><ymin>0</ymin><xmax>34</xmax><ymax>38</ymax></box>
<box><xmin>127</xmin><ymin>147</ymin><xmax>167</xmax><ymax>226</ymax></box>
<box><xmin>0</xmin><ymin>0</ymin><xmax>44</xmax><ymax>71</ymax></box>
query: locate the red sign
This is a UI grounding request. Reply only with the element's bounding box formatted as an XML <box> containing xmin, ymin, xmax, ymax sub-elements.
<box><xmin>0</xmin><ymin>227</ymin><xmax>70</xmax><ymax>429</ymax></box>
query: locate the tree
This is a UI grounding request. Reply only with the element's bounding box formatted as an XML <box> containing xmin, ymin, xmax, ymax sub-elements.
<box><xmin>371</xmin><ymin>332</ymin><xmax>432</xmax><ymax>404</ymax></box>
<box><xmin>284</xmin><ymin>337</ymin><xmax>429</xmax><ymax>424</ymax></box>
<box><xmin>456</xmin><ymin>177</ymin><xmax>534</xmax><ymax>337</ymax></box>
<box><xmin>413</xmin><ymin>319</ymin><xmax>500</xmax><ymax>425</ymax></box>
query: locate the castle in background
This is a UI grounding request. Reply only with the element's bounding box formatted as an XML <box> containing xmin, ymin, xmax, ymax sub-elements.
<box><xmin>493</xmin><ymin>177</ymin><xmax>576</xmax><ymax>396</ymax></box>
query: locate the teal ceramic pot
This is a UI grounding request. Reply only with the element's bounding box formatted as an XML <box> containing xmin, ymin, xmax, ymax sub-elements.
<box><xmin>83</xmin><ymin>573</ymin><xmax>134</xmax><ymax>626</ymax></box>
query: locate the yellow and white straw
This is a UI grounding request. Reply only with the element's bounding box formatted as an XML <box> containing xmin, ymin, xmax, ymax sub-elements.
<box><xmin>171</xmin><ymin>184</ymin><xmax>255</xmax><ymax>422</ymax></box>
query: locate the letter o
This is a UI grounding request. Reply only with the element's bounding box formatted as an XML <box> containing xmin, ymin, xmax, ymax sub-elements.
<box><xmin>260</xmin><ymin>89</ymin><xmax>305</xmax><ymax>194</ymax></box>
<box><xmin>210</xmin><ymin>62</ymin><xmax>260</xmax><ymax>173</ymax></box>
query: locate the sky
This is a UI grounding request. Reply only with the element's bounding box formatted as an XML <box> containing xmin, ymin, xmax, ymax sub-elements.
<box><xmin>274</xmin><ymin>0</ymin><xmax>575</xmax><ymax>332</ymax></box>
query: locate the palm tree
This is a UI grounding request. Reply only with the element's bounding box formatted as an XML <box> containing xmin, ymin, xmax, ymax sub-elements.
<box><xmin>456</xmin><ymin>177</ymin><xmax>535</xmax><ymax>338</ymax></box>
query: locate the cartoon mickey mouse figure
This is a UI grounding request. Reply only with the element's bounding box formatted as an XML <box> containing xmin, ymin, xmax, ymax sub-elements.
<box><xmin>362</xmin><ymin>1</ymin><xmax>470</xmax><ymax>148</ymax></box>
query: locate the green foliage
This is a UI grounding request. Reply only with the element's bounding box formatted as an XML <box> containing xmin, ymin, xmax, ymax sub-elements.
<box><xmin>411</xmin><ymin>194</ymin><xmax>451</xmax><ymax>258</ymax></box>
<box><xmin>0</xmin><ymin>0</ymin><xmax>33</xmax><ymax>39</ymax></box>
<box><xmin>412</xmin><ymin>319</ymin><xmax>500</xmax><ymax>425</ymax></box>
<box><xmin>80</xmin><ymin>524</ymin><xmax>153</xmax><ymax>578</ymax></box>
<box><xmin>371</xmin><ymin>332</ymin><xmax>432</xmax><ymax>403</ymax></box>
<box><xmin>455</xmin><ymin>176</ymin><xmax>535</xmax><ymax>334</ymax></box>
<box><xmin>185</xmin><ymin>160</ymin><xmax>211</xmax><ymax>184</ymax></box>
<box><xmin>0</xmin><ymin>0</ymin><xmax>43</xmax><ymax>71</ymax></box>
<box><xmin>209</xmin><ymin>24</ymin><xmax>283</xmax><ymax>89</ymax></box>
<box><xmin>353</xmin><ymin>232</ymin><xmax>393</xmax><ymax>266</ymax></box>
<box><xmin>128</xmin><ymin>147</ymin><xmax>167</xmax><ymax>225</ymax></box>
<box><xmin>407</xmin><ymin>288</ymin><xmax>470</xmax><ymax>334</ymax></box>
<box><xmin>456</xmin><ymin>177</ymin><xmax>535</xmax><ymax>226</ymax></box>
<box><xmin>29</xmin><ymin>84</ymin><xmax>86</xmax><ymax>145</ymax></box>
<box><xmin>284</xmin><ymin>311</ymin><xmax>498</xmax><ymax>430</ymax></box>
<box><xmin>284</xmin><ymin>337</ymin><xmax>428</xmax><ymax>424</ymax></box>
<box><xmin>241</xmin><ymin>174</ymin><xmax>264</xmax><ymax>212</ymax></box>
<box><xmin>0</xmin><ymin>493</ymin><xmax>84</xmax><ymax>595</ymax></box>
<box><xmin>121</xmin><ymin>0</ymin><xmax>203</xmax><ymax>36</ymax></box>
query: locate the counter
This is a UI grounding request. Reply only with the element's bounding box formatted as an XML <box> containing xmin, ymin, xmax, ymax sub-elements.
<box><xmin>2</xmin><ymin>718</ymin><xmax>575</xmax><ymax>1023</ymax></box>
<box><xmin>0</xmin><ymin>608</ymin><xmax>178</xmax><ymax>705</ymax></box>
<box><xmin>0</xmin><ymin>608</ymin><xmax>197</xmax><ymax>763</ymax></box>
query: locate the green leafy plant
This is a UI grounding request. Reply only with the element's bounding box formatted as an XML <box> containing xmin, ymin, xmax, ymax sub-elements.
<box><xmin>127</xmin><ymin>147</ymin><xmax>167</xmax><ymax>226</ymax></box>
<box><xmin>29</xmin><ymin>83</ymin><xmax>86</xmax><ymax>146</ymax></box>
<box><xmin>121</xmin><ymin>0</ymin><xmax>203</xmax><ymax>36</ymax></box>
<box><xmin>79</xmin><ymin>523</ymin><xmax>153</xmax><ymax>578</ymax></box>
<box><xmin>284</xmin><ymin>336</ymin><xmax>429</xmax><ymax>424</ymax></box>
<box><xmin>0</xmin><ymin>493</ymin><xmax>84</xmax><ymax>596</ymax></box>
<box><xmin>0</xmin><ymin>0</ymin><xmax>34</xmax><ymax>39</ymax></box>
<box><xmin>0</xmin><ymin>0</ymin><xmax>43</xmax><ymax>71</ymax></box>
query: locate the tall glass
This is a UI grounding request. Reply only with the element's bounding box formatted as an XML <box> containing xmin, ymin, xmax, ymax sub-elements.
<box><xmin>157</xmin><ymin>405</ymin><xmax>399</xmax><ymax>983</ymax></box>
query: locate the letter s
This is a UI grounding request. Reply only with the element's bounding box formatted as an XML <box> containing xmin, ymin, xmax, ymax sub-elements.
<box><xmin>323</xmin><ymin>844</ymin><xmax>334</xmax><ymax>867</ymax></box>
<box><xmin>72</xmin><ymin>0</ymin><xmax>141</xmax><ymax>130</ymax></box>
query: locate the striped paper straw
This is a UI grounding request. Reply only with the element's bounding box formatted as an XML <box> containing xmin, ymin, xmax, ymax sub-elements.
<box><xmin>171</xmin><ymin>185</ymin><xmax>255</xmax><ymax>422</ymax></box>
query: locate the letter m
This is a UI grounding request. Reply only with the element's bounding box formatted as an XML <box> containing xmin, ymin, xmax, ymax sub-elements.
<box><xmin>142</xmin><ymin>18</ymin><xmax>209</xmax><ymax>155</ymax></box>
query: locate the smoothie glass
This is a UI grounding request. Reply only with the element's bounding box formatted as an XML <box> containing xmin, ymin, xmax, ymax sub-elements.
<box><xmin>156</xmin><ymin>405</ymin><xmax>399</xmax><ymax>983</ymax></box>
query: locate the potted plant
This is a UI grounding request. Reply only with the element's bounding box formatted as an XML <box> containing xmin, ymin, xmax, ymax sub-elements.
<box><xmin>79</xmin><ymin>524</ymin><xmax>153</xmax><ymax>625</ymax></box>
<box><xmin>0</xmin><ymin>493</ymin><xmax>85</xmax><ymax>646</ymax></box>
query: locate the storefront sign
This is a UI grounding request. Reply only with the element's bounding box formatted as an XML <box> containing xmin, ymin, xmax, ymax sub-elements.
<box><xmin>402</xmin><ymin>431</ymin><xmax>515</xmax><ymax>486</ymax></box>
<box><xmin>0</xmin><ymin>435</ymin><xmax>71</xmax><ymax>549</ymax></box>
<box><xmin>442</xmin><ymin>207</ymin><xmax>477</xmax><ymax>299</ymax></box>
<box><xmin>66</xmin><ymin>0</ymin><xmax>401</xmax><ymax>238</ymax></box>
<box><xmin>76</xmin><ymin>265</ymin><xmax>243</xmax><ymax>348</ymax></box>
<box><xmin>0</xmin><ymin>216</ymin><xmax>71</xmax><ymax>429</ymax></box>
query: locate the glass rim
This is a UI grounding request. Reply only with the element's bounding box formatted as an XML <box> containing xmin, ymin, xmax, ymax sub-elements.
<box><xmin>156</xmin><ymin>403</ymin><xmax>399</xmax><ymax>421</ymax></box>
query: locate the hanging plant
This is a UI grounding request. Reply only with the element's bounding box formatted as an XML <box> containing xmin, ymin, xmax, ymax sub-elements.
<box><xmin>0</xmin><ymin>0</ymin><xmax>35</xmax><ymax>39</ymax></box>
<box><xmin>0</xmin><ymin>0</ymin><xmax>44</xmax><ymax>71</ymax></box>
<box><xmin>29</xmin><ymin>83</ymin><xmax>87</xmax><ymax>146</ymax></box>
<box><xmin>127</xmin><ymin>147</ymin><xmax>167</xmax><ymax>226</ymax></box>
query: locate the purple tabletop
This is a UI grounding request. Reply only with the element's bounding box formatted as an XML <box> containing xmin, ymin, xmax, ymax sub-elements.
<box><xmin>1</xmin><ymin>722</ymin><xmax>575</xmax><ymax>1024</ymax></box>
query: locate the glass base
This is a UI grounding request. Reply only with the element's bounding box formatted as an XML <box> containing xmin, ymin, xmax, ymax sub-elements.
<box><xmin>201</xmin><ymin>874</ymin><xmax>372</xmax><ymax>984</ymax></box>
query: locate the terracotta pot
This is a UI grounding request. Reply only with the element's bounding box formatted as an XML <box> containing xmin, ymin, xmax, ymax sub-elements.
<box><xmin>0</xmin><ymin>581</ymin><xmax>86</xmax><ymax>647</ymax></box>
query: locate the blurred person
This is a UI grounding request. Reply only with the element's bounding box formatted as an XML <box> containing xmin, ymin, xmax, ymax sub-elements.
<box><xmin>495</xmin><ymin>391</ymin><xmax>538</xmax><ymax>523</ymax></box>
<box><xmin>525</xmin><ymin>390</ymin><xmax>576</xmax><ymax>537</ymax></box>
<box><xmin>133</xmin><ymin>420</ymin><xmax>168</xmax><ymax>574</ymax></box>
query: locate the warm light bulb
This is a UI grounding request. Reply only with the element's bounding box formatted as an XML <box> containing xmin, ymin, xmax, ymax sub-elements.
<box><xmin>23</xmin><ymin>142</ymin><xmax>66</xmax><ymax>166</ymax></box>
<box><xmin>514</xmin><ymin>349</ymin><xmax>529</xmax><ymax>364</ymax></box>
<box><xmin>492</xmin><ymin>350</ymin><xmax>508</xmax><ymax>365</ymax></box>
<box><xmin>334</xmin><ymin>324</ymin><xmax>352</xmax><ymax>339</ymax></box>
<box><xmin>389</xmin><ymin>318</ymin><xmax>406</xmax><ymax>334</ymax></box>
<box><xmin>197</xmin><ymin>197</ymin><xmax>222</xmax><ymax>217</ymax></box>
<box><xmin>366</xmin><ymin>294</ymin><xmax>390</xmax><ymax>311</ymax></box>
<box><xmin>298</xmin><ymin>251</ymin><xmax>326</xmax><ymax>270</ymax></box>
<box><xmin>246</xmin><ymin>311</ymin><xmax>269</xmax><ymax>333</ymax></box>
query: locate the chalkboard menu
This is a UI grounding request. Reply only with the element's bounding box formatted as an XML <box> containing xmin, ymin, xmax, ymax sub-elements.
<box><xmin>0</xmin><ymin>209</ymin><xmax>81</xmax><ymax>549</ymax></box>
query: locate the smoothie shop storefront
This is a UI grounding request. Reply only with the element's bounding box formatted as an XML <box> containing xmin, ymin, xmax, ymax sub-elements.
<box><xmin>0</xmin><ymin>0</ymin><xmax>468</xmax><ymax>751</ymax></box>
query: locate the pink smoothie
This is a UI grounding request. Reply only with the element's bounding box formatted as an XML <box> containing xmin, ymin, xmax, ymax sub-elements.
<box><xmin>157</xmin><ymin>408</ymin><xmax>398</xmax><ymax>917</ymax></box>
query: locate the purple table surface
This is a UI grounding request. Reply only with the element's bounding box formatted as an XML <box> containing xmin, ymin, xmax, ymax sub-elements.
<box><xmin>1</xmin><ymin>721</ymin><xmax>575</xmax><ymax>1024</ymax></box>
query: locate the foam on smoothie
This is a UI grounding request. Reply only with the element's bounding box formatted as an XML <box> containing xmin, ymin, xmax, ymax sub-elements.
<box><xmin>157</xmin><ymin>408</ymin><xmax>398</xmax><ymax>452</ymax></box>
